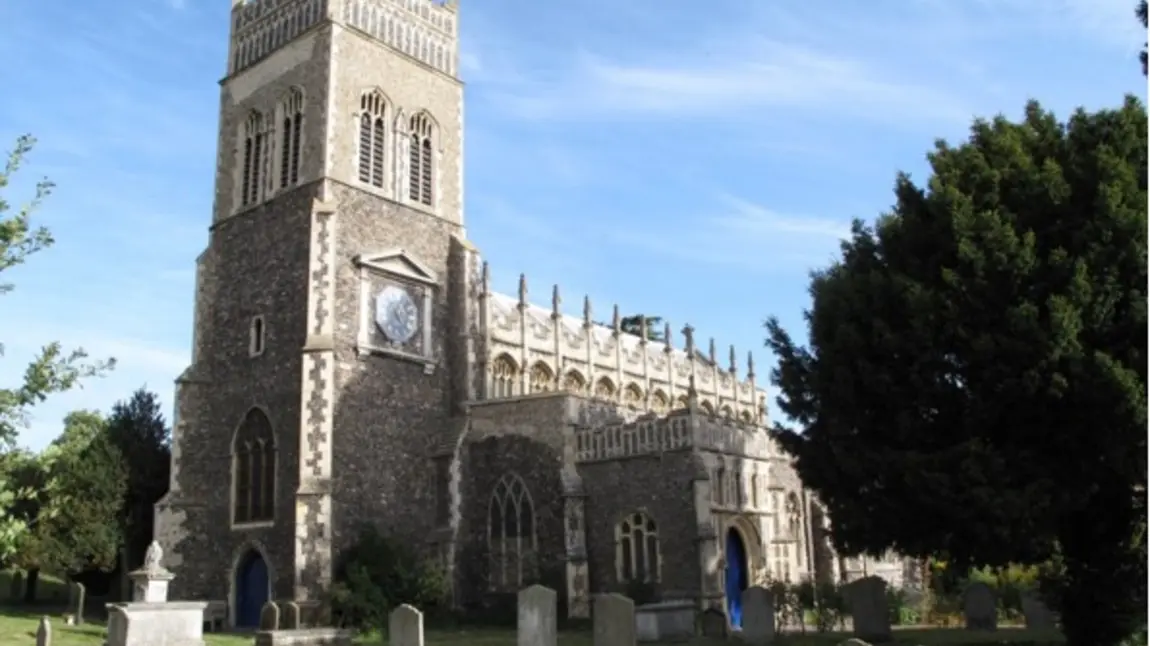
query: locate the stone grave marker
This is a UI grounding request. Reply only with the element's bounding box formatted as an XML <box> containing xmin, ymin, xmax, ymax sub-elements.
<box><xmin>389</xmin><ymin>604</ymin><xmax>424</xmax><ymax>646</ymax></box>
<box><xmin>259</xmin><ymin>601</ymin><xmax>280</xmax><ymax>630</ymax></box>
<box><xmin>9</xmin><ymin>571</ymin><xmax>24</xmax><ymax>602</ymax></box>
<box><xmin>699</xmin><ymin>607</ymin><xmax>727</xmax><ymax>638</ymax></box>
<box><xmin>517</xmin><ymin>585</ymin><xmax>557</xmax><ymax>646</ymax></box>
<box><xmin>68</xmin><ymin>582</ymin><xmax>86</xmax><ymax>625</ymax></box>
<box><xmin>1021</xmin><ymin>593</ymin><xmax>1056</xmax><ymax>630</ymax></box>
<box><xmin>963</xmin><ymin>582</ymin><xmax>997</xmax><ymax>631</ymax></box>
<box><xmin>36</xmin><ymin>616</ymin><xmax>51</xmax><ymax>646</ymax></box>
<box><xmin>593</xmin><ymin>593</ymin><xmax>635</xmax><ymax>646</ymax></box>
<box><xmin>282</xmin><ymin>601</ymin><xmax>302</xmax><ymax>629</ymax></box>
<box><xmin>843</xmin><ymin>576</ymin><xmax>891</xmax><ymax>643</ymax></box>
<box><xmin>741</xmin><ymin>586</ymin><xmax>775</xmax><ymax>644</ymax></box>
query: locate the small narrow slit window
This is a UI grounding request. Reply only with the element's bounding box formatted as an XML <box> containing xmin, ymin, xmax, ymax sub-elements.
<box><xmin>250</xmin><ymin>315</ymin><xmax>266</xmax><ymax>357</ymax></box>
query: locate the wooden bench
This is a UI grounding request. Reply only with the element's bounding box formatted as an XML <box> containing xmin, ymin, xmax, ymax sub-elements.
<box><xmin>203</xmin><ymin>600</ymin><xmax>228</xmax><ymax>632</ymax></box>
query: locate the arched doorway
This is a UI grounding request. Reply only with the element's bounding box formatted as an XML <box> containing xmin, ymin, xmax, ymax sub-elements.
<box><xmin>234</xmin><ymin>550</ymin><xmax>270</xmax><ymax>628</ymax></box>
<box><xmin>725</xmin><ymin>527</ymin><xmax>749</xmax><ymax>628</ymax></box>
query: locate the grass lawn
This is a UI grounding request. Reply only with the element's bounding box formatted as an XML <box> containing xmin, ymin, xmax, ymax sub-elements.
<box><xmin>0</xmin><ymin>607</ymin><xmax>1064</xmax><ymax>646</ymax></box>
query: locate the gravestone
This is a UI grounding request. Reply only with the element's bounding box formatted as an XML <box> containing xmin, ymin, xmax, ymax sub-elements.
<box><xmin>68</xmin><ymin>582</ymin><xmax>86</xmax><ymax>625</ymax></box>
<box><xmin>741</xmin><ymin>586</ymin><xmax>775</xmax><ymax>644</ymax></box>
<box><xmin>963</xmin><ymin>582</ymin><xmax>997</xmax><ymax>631</ymax></box>
<box><xmin>593</xmin><ymin>593</ymin><xmax>634</xmax><ymax>646</ymax></box>
<box><xmin>843</xmin><ymin>576</ymin><xmax>891</xmax><ymax>643</ymax></box>
<box><xmin>36</xmin><ymin>616</ymin><xmax>51</xmax><ymax>646</ymax></box>
<box><xmin>517</xmin><ymin>585</ymin><xmax>557</xmax><ymax>646</ymax></box>
<box><xmin>1021</xmin><ymin>593</ymin><xmax>1056</xmax><ymax>630</ymax></box>
<box><xmin>389</xmin><ymin>604</ymin><xmax>423</xmax><ymax>646</ymax></box>
<box><xmin>282</xmin><ymin>601</ymin><xmax>302</xmax><ymax>629</ymax></box>
<box><xmin>699</xmin><ymin>607</ymin><xmax>727</xmax><ymax>638</ymax></box>
<box><xmin>9</xmin><ymin>571</ymin><xmax>23</xmax><ymax>602</ymax></box>
<box><xmin>259</xmin><ymin>601</ymin><xmax>280</xmax><ymax>630</ymax></box>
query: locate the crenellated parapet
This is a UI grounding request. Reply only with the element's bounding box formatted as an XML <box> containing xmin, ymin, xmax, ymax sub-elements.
<box><xmin>476</xmin><ymin>265</ymin><xmax>769</xmax><ymax>424</ymax></box>
<box><xmin>229</xmin><ymin>0</ymin><xmax>458</xmax><ymax>77</ymax></box>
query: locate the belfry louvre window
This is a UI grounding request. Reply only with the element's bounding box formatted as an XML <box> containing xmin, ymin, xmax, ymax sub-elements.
<box><xmin>357</xmin><ymin>91</ymin><xmax>387</xmax><ymax>188</ymax></box>
<box><xmin>233</xmin><ymin>408</ymin><xmax>276</xmax><ymax>524</ymax></box>
<box><xmin>408</xmin><ymin>112</ymin><xmax>434</xmax><ymax>206</ymax></box>
<box><xmin>279</xmin><ymin>88</ymin><xmax>304</xmax><ymax>189</ymax></box>
<box><xmin>241</xmin><ymin>112</ymin><xmax>266</xmax><ymax>206</ymax></box>
<box><xmin>616</xmin><ymin>511</ymin><xmax>660</xmax><ymax>583</ymax></box>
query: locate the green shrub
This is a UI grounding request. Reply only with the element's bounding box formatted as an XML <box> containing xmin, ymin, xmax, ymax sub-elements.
<box><xmin>329</xmin><ymin>525</ymin><xmax>448</xmax><ymax>632</ymax></box>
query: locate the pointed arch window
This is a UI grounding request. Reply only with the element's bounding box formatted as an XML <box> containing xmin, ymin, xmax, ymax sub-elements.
<box><xmin>594</xmin><ymin>377</ymin><xmax>616</xmax><ymax>399</ymax></box>
<box><xmin>358</xmin><ymin>91</ymin><xmax>387</xmax><ymax>188</ymax></box>
<box><xmin>490</xmin><ymin>354</ymin><xmax>519</xmax><ymax>398</ymax></box>
<box><xmin>650</xmin><ymin>390</ymin><xmax>669</xmax><ymax>414</ymax></box>
<box><xmin>487</xmin><ymin>473</ymin><xmax>536</xmax><ymax>590</ymax></box>
<box><xmin>622</xmin><ymin>383</ymin><xmax>644</xmax><ymax>408</ymax></box>
<box><xmin>279</xmin><ymin>88</ymin><xmax>304</xmax><ymax>189</ymax></box>
<box><xmin>615</xmin><ymin>511</ymin><xmax>660</xmax><ymax>583</ymax></box>
<box><xmin>241</xmin><ymin>112</ymin><xmax>267</xmax><ymax>207</ymax></box>
<box><xmin>561</xmin><ymin>370</ymin><xmax>586</xmax><ymax>393</ymax></box>
<box><xmin>408</xmin><ymin>112</ymin><xmax>434</xmax><ymax>206</ymax></box>
<box><xmin>232</xmin><ymin>408</ymin><xmax>276</xmax><ymax>525</ymax></box>
<box><xmin>529</xmin><ymin>362</ymin><xmax>554</xmax><ymax>393</ymax></box>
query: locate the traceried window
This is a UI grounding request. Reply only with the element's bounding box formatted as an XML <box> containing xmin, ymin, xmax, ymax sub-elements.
<box><xmin>529</xmin><ymin>362</ymin><xmax>554</xmax><ymax>393</ymax></box>
<box><xmin>562</xmin><ymin>370</ymin><xmax>586</xmax><ymax>393</ymax></box>
<box><xmin>700</xmin><ymin>400</ymin><xmax>715</xmax><ymax>415</ymax></box>
<box><xmin>232</xmin><ymin>408</ymin><xmax>276</xmax><ymax>525</ymax></box>
<box><xmin>357</xmin><ymin>90</ymin><xmax>387</xmax><ymax>188</ymax></box>
<box><xmin>487</xmin><ymin>473</ymin><xmax>536</xmax><ymax>590</ymax></box>
<box><xmin>408</xmin><ymin>112</ymin><xmax>434</xmax><ymax>206</ymax></box>
<box><xmin>615</xmin><ymin>511</ymin><xmax>660</xmax><ymax>583</ymax></box>
<box><xmin>622</xmin><ymin>383</ymin><xmax>643</xmax><ymax>408</ymax></box>
<box><xmin>490</xmin><ymin>354</ymin><xmax>519</xmax><ymax>398</ymax></box>
<box><xmin>787</xmin><ymin>492</ymin><xmax>802</xmax><ymax>541</ymax></box>
<box><xmin>240</xmin><ymin>111</ymin><xmax>267</xmax><ymax>207</ymax></box>
<box><xmin>740</xmin><ymin>410</ymin><xmax>753</xmax><ymax>424</ymax></box>
<box><xmin>721</xmin><ymin>405</ymin><xmax>734</xmax><ymax>419</ymax></box>
<box><xmin>676</xmin><ymin>395</ymin><xmax>689</xmax><ymax>409</ymax></box>
<box><xmin>594</xmin><ymin>377</ymin><xmax>616</xmax><ymax>399</ymax></box>
<box><xmin>279</xmin><ymin>88</ymin><xmax>304</xmax><ymax>189</ymax></box>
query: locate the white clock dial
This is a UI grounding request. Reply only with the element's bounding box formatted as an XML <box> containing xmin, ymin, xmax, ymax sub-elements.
<box><xmin>374</xmin><ymin>285</ymin><xmax>420</xmax><ymax>344</ymax></box>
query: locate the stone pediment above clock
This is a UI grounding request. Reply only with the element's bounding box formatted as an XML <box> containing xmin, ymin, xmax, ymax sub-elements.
<box><xmin>354</xmin><ymin>249</ymin><xmax>438</xmax><ymax>285</ymax></box>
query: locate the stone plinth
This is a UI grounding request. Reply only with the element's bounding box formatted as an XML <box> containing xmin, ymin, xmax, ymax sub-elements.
<box><xmin>253</xmin><ymin>628</ymin><xmax>355</xmax><ymax>646</ymax></box>
<box><xmin>106</xmin><ymin>602</ymin><xmax>208</xmax><ymax>646</ymax></box>
<box><xmin>635</xmin><ymin>600</ymin><xmax>696</xmax><ymax>642</ymax></box>
<box><xmin>129</xmin><ymin>567</ymin><xmax>174</xmax><ymax>603</ymax></box>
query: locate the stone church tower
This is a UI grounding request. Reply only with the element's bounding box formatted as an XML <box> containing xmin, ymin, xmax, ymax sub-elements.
<box><xmin>155</xmin><ymin>0</ymin><xmax>473</xmax><ymax>625</ymax></box>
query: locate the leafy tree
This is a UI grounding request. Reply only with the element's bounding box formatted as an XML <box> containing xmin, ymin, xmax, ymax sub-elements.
<box><xmin>765</xmin><ymin>98</ymin><xmax>1146</xmax><ymax>646</ymax></box>
<box><xmin>1139</xmin><ymin>0</ymin><xmax>1147</xmax><ymax>76</ymax></box>
<box><xmin>620</xmin><ymin>314</ymin><xmax>665</xmax><ymax>342</ymax></box>
<box><xmin>30</xmin><ymin>411</ymin><xmax>126</xmax><ymax>575</ymax></box>
<box><xmin>0</xmin><ymin>135</ymin><xmax>115</xmax><ymax>561</ymax></box>
<box><xmin>106</xmin><ymin>388</ymin><xmax>170</xmax><ymax>570</ymax></box>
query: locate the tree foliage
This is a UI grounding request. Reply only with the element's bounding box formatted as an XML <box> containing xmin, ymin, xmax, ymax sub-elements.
<box><xmin>0</xmin><ymin>135</ymin><xmax>115</xmax><ymax>561</ymax></box>
<box><xmin>765</xmin><ymin>98</ymin><xmax>1147</xmax><ymax>646</ymax></box>
<box><xmin>1139</xmin><ymin>0</ymin><xmax>1147</xmax><ymax>76</ymax></box>
<box><xmin>620</xmin><ymin>314</ymin><xmax>665</xmax><ymax>342</ymax></box>
<box><xmin>106</xmin><ymin>388</ymin><xmax>170</xmax><ymax>569</ymax></box>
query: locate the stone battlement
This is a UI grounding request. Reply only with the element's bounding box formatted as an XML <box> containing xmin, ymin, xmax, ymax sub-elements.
<box><xmin>479</xmin><ymin>271</ymin><xmax>767</xmax><ymax>423</ymax></box>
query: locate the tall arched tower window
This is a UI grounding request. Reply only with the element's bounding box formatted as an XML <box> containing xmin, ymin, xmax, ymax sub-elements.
<box><xmin>358</xmin><ymin>90</ymin><xmax>387</xmax><ymax>188</ymax></box>
<box><xmin>615</xmin><ymin>511</ymin><xmax>660</xmax><ymax>583</ymax></box>
<box><xmin>408</xmin><ymin>112</ymin><xmax>435</xmax><ymax>206</ymax></box>
<box><xmin>279</xmin><ymin>87</ymin><xmax>304</xmax><ymax>189</ymax></box>
<box><xmin>487</xmin><ymin>473</ymin><xmax>536</xmax><ymax>590</ymax></box>
<box><xmin>241</xmin><ymin>111</ymin><xmax>267</xmax><ymax>207</ymax></box>
<box><xmin>233</xmin><ymin>408</ymin><xmax>276</xmax><ymax>525</ymax></box>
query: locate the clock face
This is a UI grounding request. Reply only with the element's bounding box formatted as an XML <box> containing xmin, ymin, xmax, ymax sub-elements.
<box><xmin>374</xmin><ymin>285</ymin><xmax>420</xmax><ymax>344</ymax></box>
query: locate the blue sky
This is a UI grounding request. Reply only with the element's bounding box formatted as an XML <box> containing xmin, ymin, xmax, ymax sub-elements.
<box><xmin>0</xmin><ymin>0</ymin><xmax>1144</xmax><ymax>451</ymax></box>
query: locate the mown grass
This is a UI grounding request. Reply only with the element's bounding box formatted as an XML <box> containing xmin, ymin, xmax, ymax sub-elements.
<box><xmin>0</xmin><ymin>606</ymin><xmax>1064</xmax><ymax>646</ymax></box>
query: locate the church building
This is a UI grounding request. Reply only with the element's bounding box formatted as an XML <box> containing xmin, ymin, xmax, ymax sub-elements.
<box><xmin>153</xmin><ymin>0</ymin><xmax>905</xmax><ymax>629</ymax></box>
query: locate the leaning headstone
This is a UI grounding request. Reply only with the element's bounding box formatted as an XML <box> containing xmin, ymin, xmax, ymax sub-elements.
<box><xmin>517</xmin><ymin>584</ymin><xmax>557</xmax><ymax>646</ymax></box>
<box><xmin>389</xmin><ymin>604</ymin><xmax>424</xmax><ymax>646</ymax></box>
<box><xmin>593</xmin><ymin>593</ymin><xmax>635</xmax><ymax>646</ymax></box>
<box><xmin>259</xmin><ymin>601</ymin><xmax>280</xmax><ymax>630</ymax></box>
<box><xmin>282</xmin><ymin>601</ymin><xmax>302</xmax><ymax>629</ymax></box>
<box><xmin>699</xmin><ymin>607</ymin><xmax>727</xmax><ymax>638</ymax></box>
<box><xmin>843</xmin><ymin>576</ymin><xmax>891</xmax><ymax>643</ymax></box>
<box><xmin>9</xmin><ymin>571</ymin><xmax>23</xmax><ymax>602</ymax></box>
<box><xmin>36</xmin><ymin>616</ymin><xmax>51</xmax><ymax>646</ymax></box>
<box><xmin>69</xmin><ymin>582</ymin><xmax>86</xmax><ymax>625</ymax></box>
<box><xmin>963</xmin><ymin>582</ymin><xmax>997</xmax><ymax>631</ymax></box>
<box><xmin>741</xmin><ymin>586</ymin><xmax>775</xmax><ymax>644</ymax></box>
<box><xmin>1021</xmin><ymin>593</ymin><xmax>1056</xmax><ymax>630</ymax></box>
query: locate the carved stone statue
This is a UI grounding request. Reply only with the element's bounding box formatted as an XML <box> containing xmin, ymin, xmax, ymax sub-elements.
<box><xmin>143</xmin><ymin>541</ymin><xmax>163</xmax><ymax>571</ymax></box>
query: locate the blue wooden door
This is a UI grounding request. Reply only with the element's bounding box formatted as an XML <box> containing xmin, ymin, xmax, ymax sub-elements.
<box><xmin>235</xmin><ymin>552</ymin><xmax>269</xmax><ymax>628</ymax></box>
<box><xmin>725</xmin><ymin>529</ymin><xmax>748</xmax><ymax>628</ymax></box>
